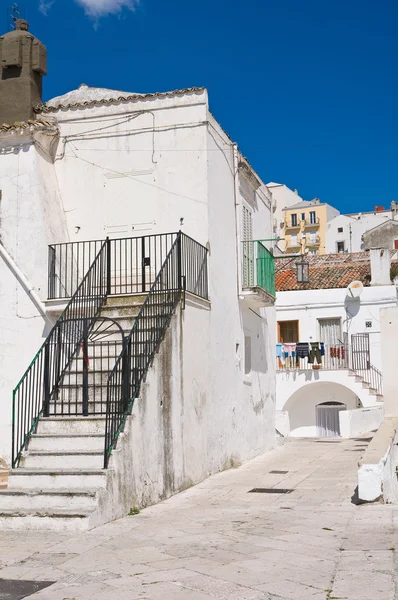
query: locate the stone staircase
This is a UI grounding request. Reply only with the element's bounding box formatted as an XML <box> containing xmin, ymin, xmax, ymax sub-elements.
<box><xmin>0</xmin><ymin>294</ymin><xmax>151</xmax><ymax>531</ymax></box>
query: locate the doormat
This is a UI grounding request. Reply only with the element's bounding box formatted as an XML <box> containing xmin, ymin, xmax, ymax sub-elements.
<box><xmin>269</xmin><ymin>470</ymin><xmax>289</xmax><ymax>474</ymax></box>
<box><xmin>0</xmin><ymin>579</ymin><xmax>55</xmax><ymax>600</ymax></box>
<box><xmin>248</xmin><ymin>488</ymin><xmax>293</xmax><ymax>494</ymax></box>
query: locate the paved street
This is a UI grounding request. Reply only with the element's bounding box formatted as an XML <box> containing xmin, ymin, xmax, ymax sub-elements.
<box><xmin>1</xmin><ymin>436</ymin><xmax>397</xmax><ymax>600</ymax></box>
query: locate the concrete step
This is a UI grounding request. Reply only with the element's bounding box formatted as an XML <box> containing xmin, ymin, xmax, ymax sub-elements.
<box><xmin>0</xmin><ymin>487</ymin><xmax>100</xmax><ymax>511</ymax></box>
<box><xmin>0</xmin><ymin>469</ymin><xmax>8</xmax><ymax>486</ymax></box>
<box><xmin>0</xmin><ymin>507</ymin><xmax>93</xmax><ymax>532</ymax></box>
<box><xmin>36</xmin><ymin>416</ymin><xmax>106</xmax><ymax>436</ymax></box>
<box><xmin>105</xmin><ymin>294</ymin><xmax>147</xmax><ymax>307</ymax></box>
<box><xmin>22</xmin><ymin>451</ymin><xmax>104</xmax><ymax>470</ymax></box>
<box><xmin>8</xmin><ymin>469</ymin><xmax>107</xmax><ymax>490</ymax></box>
<box><xmin>29</xmin><ymin>433</ymin><xmax>104</xmax><ymax>453</ymax></box>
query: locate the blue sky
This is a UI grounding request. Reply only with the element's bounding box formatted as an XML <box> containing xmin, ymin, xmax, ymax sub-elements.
<box><xmin>6</xmin><ymin>0</ymin><xmax>398</xmax><ymax>213</ymax></box>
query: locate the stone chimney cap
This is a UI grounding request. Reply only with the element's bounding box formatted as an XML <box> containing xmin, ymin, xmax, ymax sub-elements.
<box><xmin>15</xmin><ymin>19</ymin><xmax>29</xmax><ymax>31</ymax></box>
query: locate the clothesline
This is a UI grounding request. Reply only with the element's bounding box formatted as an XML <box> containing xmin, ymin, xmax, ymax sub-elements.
<box><xmin>276</xmin><ymin>341</ymin><xmax>346</xmax><ymax>366</ymax></box>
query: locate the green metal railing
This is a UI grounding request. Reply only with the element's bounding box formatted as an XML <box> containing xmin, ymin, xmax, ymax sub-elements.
<box><xmin>242</xmin><ymin>240</ymin><xmax>275</xmax><ymax>298</ymax></box>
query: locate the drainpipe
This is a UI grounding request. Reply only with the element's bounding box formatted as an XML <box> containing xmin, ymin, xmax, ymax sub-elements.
<box><xmin>233</xmin><ymin>143</ymin><xmax>243</xmax><ymax>297</ymax></box>
<box><xmin>0</xmin><ymin>243</ymin><xmax>53</xmax><ymax>326</ymax></box>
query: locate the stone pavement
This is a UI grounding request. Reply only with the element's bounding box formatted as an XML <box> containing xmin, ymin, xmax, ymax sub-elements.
<box><xmin>1</xmin><ymin>436</ymin><xmax>398</xmax><ymax>600</ymax></box>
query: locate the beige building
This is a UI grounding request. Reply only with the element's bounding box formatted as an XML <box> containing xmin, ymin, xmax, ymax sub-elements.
<box><xmin>282</xmin><ymin>198</ymin><xmax>339</xmax><ymax>255</ymax></box>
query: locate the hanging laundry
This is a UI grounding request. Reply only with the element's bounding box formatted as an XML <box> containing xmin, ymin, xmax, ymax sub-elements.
<box><xmin>296</xmin><ymin>342</ymin><xmax>309</xmax><ymax>362</ymax></box>
<box><xmin>283</xmin><ymin>342</ymin><xmax>296</xmax><ymax>358</ymax></box>
<box><xmin>276</xmin><ymin>343</ymin><xmax>285</xmax><ymax>366</ymax></box>
<box><xmin>308</xmin><ymin>342</ymin><xmax>322</xmax><ymax>365</ymax></box>
<box><xmin>320</xmin><ymin>342</ymin><xmax>325</xmax><ymax>357</ymax></box>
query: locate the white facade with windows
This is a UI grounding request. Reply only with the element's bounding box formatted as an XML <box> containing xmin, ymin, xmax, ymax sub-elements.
<box><xmin>276</xmin><ymin>283</ymin><xmax>397</xmax><ymax>438</ymax></box>
<box><xmin>326</xmin><ymin>209</ymin><xmax>397</xmax><ymax>253</ymax></box>
<box><xmin>0</xmin><ymin>84</ymin><xmax>276</xmax><ymax>493</ymax></box>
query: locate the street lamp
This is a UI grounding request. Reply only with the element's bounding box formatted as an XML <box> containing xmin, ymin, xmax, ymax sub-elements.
<box><xmin>296</xmin><ymin>256</ymin><xmax>309</xmax><ymax>283</ymax></box>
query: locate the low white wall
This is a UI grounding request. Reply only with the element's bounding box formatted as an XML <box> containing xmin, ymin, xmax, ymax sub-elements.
<box><xmin>339</xmin><ymin>406</ymin><xmax>384</xmax><ymax>438</ymax></box>
<box><xmin>358</xmin><ymin>417</ymin><xmax>398</xmax><ymax>503</ymax></box>
<box><xmin>276</xmin><ymin>410</ymin><xmax>290</xmax><ymax>437</ymax></box>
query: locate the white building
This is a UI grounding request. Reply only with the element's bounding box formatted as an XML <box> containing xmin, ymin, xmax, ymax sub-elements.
<box><xmin>266</xmin><ymin>182</ymin><xmax>304</xmax><ymax>239</ymax></box>
<box><xmin>326</xmin><ymin>206</ymin><xmax>398</xmax><ymax>253</ymax></box>
<box><xmin>275</xmin><ymin>249</ymin><xmax>397</xmax><ymax>438</ymax></box>
<box><xmin>0</xmin><ymin>23</ymin><xmax>277</xmax><ymax>529</ymax></box>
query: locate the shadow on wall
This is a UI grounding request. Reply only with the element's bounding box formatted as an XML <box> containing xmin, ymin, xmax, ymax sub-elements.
<box><xmin>284</xmin><ymin>381</ymin><xmax>360</xmax><ymax>437</ymax></box>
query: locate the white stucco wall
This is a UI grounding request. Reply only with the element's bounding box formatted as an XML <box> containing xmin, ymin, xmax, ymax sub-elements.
<box><xmin>339</xmin><ymin>406</ymin><xmax>384</xmax><ymax>438</ymax></box>
<box><xmin>0</xmin><ymin>87</ymin><xmax>276</xmax><ymax>471</ymax></box>
<box><xmin>0</xmin><ymin>133</ymin><xmax>68</xmax><ymax>462</ymax></box>
<box><xmin>380</xmin><ymin>306</ymin><xmax>398</xmax><ymax>418</ymax></box>
<box><xmin>327</xmin><ymin>211</ymin><xmax>394</xmax><ymax>253</ymax></box>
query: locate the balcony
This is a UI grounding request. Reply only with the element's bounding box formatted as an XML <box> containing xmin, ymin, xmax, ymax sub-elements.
<box><xmin>304</xmin><ymin>218</ymin><xmax>320</xmax><ymax>228</ymax></box>
<box><xmin>306</xmin><ymin>235</ymin><xmax>321</xmax><ymax>247</ymax></box>
<box><xmin>241</xmin><ymin>241</ymin><xmax>275</xmax><ymax>307</ymax></box>
<box><xmin>284</xmin><ymin>219</ymin><xmax>302</xmax><ymax>231</ymax></box>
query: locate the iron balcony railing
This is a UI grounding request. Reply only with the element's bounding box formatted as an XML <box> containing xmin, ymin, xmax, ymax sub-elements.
<box><xmin>242</xmin><ymin>240</ymin><xmax>275</xmax><ymax>298</ymax></box>
<box><xmin>48</xmin><ymin>232</ymin><xmax>209</xmax><ymax>302</ymax></box>
<box><xmin>277</xmin><ymin>342</ymin><xmax>383</xmax><ymax>397</ymax></box>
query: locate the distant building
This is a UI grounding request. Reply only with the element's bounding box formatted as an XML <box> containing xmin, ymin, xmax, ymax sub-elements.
<box><xmin>275</xmin><ymin>249</ymin><xmax>396</xmax><ymax>438</ymax></box>
<box><xmin>327</xmin><ymin>205</ymin><xmax>398</xmax><ymax>253</ymax></box>
<box><xmin>282</xmin><ymin>198</ymin><xmax>340</xmax><ymax>255</ymax></box>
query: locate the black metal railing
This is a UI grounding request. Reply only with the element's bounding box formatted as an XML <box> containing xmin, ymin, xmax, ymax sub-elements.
<box><xmin>12</xmin><ymin>241</ymin><xmax>108</xmax><ymax>467</ymax></box>
<box><xmin>104</xmin><ymin>234</ymin><xmax>183</xmax><ymax>467</ymax></box>
<box><xmin>13</xmin><ymin>231</ymin><xmax>208</xmax><ymax>469</ymax></box>
<box><xmin>49</xmin><ymin>234</ymin><xmax>180</xmax><ymax>299</ymax></box>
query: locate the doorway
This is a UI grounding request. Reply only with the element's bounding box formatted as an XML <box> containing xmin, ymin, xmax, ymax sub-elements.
<box><xmin>351</xmin><ymin>333</ymin><xmax>370</xmax><ymax>371</ymax></box>
<box><xmin>316</xmin><ymin>402</ymin><xmax>346</xmax><ymax>437</ymax></box>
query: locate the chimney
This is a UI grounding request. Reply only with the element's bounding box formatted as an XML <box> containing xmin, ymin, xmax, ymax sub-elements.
<box><xmin>0</xmin><ymin>20</ymin><xmax>47</xmax><ymax>124</ymax></box>
<box><xmin>370</xmin><ymin>248</ymin><xmax>391</xmax><ymax>286</ymax></box>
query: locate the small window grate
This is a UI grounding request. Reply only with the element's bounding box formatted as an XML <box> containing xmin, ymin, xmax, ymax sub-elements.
<box><xmin>248</xmin><ymin>488</ymin><xmax>293</xmax><ymax>494</ymax></box>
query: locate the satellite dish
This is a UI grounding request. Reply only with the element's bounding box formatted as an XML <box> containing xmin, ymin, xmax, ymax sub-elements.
<box><xmin>347</xmin><ymin>280</ymin><xmax>364</xmax><ymax>298</ymax></box>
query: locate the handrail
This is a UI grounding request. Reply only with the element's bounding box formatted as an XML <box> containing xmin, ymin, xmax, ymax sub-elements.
<box><xmin>12</xmin><ymin>239</ymin><xmax>109</xmax><ymax>467</ymax></box>
<box><xmin>104</xmin><ymin>234</ymin><xmax>182</xmax><ymax>467</ymax></box>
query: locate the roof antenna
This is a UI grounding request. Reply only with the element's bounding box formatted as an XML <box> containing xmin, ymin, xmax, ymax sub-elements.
<box><xmin>7</xmin><ymin>3</ymin><xmax>25</xmax><ymax>30</ymax></box>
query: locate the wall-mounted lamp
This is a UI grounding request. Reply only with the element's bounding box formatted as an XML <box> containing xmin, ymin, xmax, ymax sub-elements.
<box><xmin>296</xmin><ymin>256</ymin><xmax>309</xmax><ymax>283</ymax></box>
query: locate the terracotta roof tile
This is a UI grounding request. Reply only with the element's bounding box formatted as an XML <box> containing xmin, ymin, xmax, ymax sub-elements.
<box><xmin>36</xmin><ymin>86</ymin><xmax>205</xmax><ymax>113</ymax></box>
<box><xmin>275</xmin><ymin>251</ymin><xmax>396</xmax><ymax>291</ymax></box>
<box><xmin>0</xmin><ymin>119</ymin><xmax>57</xmax><ymax>133</ymax></box>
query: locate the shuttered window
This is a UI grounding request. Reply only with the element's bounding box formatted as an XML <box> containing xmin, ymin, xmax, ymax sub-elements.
<box><xmin>242</xmin><ymin>206</ymin><xmax>253</xmax><ymax>287</ymax></box>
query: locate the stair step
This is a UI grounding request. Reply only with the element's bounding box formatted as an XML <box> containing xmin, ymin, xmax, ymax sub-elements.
<box><xmin>9</xmin><ymin>469</ymin><xmax>107</xmax><ymax>490</ymax></box>
<box><xmin>0</xmin><ymin>507</ymin><xmax>93</xmax><ymax>532</ymax></box>
<box><xmin>30</xmin><ymin>433</ymin><xmax>104</xmax><ymax>452</ymax></box>
<box><xmin>0</xmin><ymin>487</ymin><xmax>100</xmax><ymax>511</ymax></box>
<box><xmin>36</xmin><ymin>417</ymin><xmax>106</xmax><ymax>435</ymax></box>
<box><xmin>22</xmin><ymin>450</ymin><xmax>103</xmax><ymax>470</ymax></box>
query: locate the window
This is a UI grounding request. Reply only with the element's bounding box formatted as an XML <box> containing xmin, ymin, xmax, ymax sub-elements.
<box><xmin>309</xmin><ymin>211</ymin><xmax>316</xmax><ymax>224</ymax></box>
<box><xmin>278</xmin><ymin>321</ymin><xmax>299</xmax><ymax>343</ymax></box>
<box><xmin>338</xmin><ymin>227</ymin><xmax>343</xmax><ymax>233</ymax></box>
<box><xmin>290</xmin><ymin>234</ymin><xmax>298</xmax><ymax>247</ymax></box>
<box><xmin>301</xmin><ymin>213</ymin><xmax>305</xmax><ymax>221</ymax></box>
<box><xmin>318</xmin><ymin>318</ymin><xmax>341</xmax><ymax>346</ymax></box>
<box><xmin>242</xmin><ymin>206</ymin><xmax>253</xmax><ymax>287</ymax></box>
<box><xmin>309</xmin><ymin>230</ymin><xmax>316</xmax><ymax>243</ymax></box>
<box><xmin>244</xmin><ymin>336</ymin><xmax>251</xmax><ymax>375</ymax></box>
<box><xmin>291</xmin><ymin>214</ymin><xmax>297</xmax><ymax>226</ymax></box>
<box><xmin>394</xmin><ymin>239</ymin><xmax>398</xmax><ymax>250</ymax></box>
<box><xmin>336</xmin><ymin>241</ymin><xmax>345</xmax><ymax>252</ymax></box>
